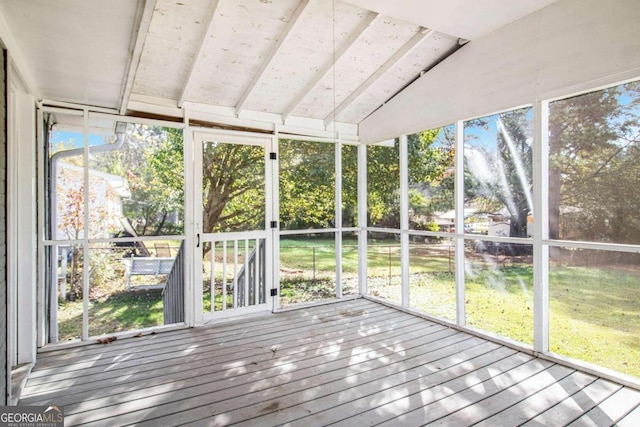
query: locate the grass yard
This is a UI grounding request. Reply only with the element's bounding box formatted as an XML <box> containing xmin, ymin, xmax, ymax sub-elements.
<box><xmin>58</xmin><ymin>289</ymin><xmax>164</xmax><ymax>341</ymax></box>
<box><xmin>57</xmin><ymin>237</ymin><xmax>640</xmax><ymax>379</ymax></box>
<box><xmin>549</xmin><ymin>265</ymin><xmax>640</xmax><ymax>377</ymax></box>
<box><xmin>279</xmin><ymin>237</ymin><xmax>358</xmax><ymax>306</ymax></box>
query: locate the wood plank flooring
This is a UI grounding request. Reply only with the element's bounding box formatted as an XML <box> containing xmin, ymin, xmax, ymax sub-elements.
<box><xmin>20</xmin><ymin>299</ymin><xmax>640</xmax><ymax>426</ymax></box>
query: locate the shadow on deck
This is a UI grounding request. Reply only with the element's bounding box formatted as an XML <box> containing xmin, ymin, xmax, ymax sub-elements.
<box><xmin>20</xmin><ymin>299</ymin><xmax>640</xmax><ymax>426</ymax></box>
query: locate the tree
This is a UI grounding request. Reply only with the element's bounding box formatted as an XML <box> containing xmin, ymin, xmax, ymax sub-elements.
<box><xmin>497</xmin><ymin>110</ymin><xmax>533</xmax><ymax>237</ymax></box>
<box><xmin>202</xmin><ymin>141</ymin><xmax>264</xmax><ymax>234</ymax></box>
<box><xmin>549</xmin><ymin>81</ymin><xmax>640</xmax><ymax>243</ymax></box>
<box><xmin>367</xmin><ymin>141</ymin><xmax>400</xmax><ymax>228</ymax></box>
<box><xmin>56</xmin><ymin>171</ymin><xmax>110</xmax><ymax>300</ymax></box>
<box><xmin>464</xmin><ymin>109</ymin><xmax>533</xmax><ymax>238</ymax></box>
<box><xmin>408</xmin><ymin>127</ymin><xmax>455</xmax><ymax>221</ymax></box>
<box><xmin>89</xmin><ymin>124</ymin><xmax>185</xmax><ymax>236</ymax></box>
<box><xmin>279</xmin><ymin>140</ymin><xmax>335</xmax><ymax>229</ymax></box>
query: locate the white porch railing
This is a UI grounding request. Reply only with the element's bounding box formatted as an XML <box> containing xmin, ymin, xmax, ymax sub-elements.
<box><xmin>203</xmin><ymin>231</ymin><xmax>267</xmax><ymax>312</ymax></box>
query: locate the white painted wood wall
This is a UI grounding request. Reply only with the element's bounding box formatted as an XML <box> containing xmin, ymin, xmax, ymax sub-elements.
<box><xmin>360</xmin><ymin>0</ymin><xmax>640</xmax><ymax>142</ymax></box>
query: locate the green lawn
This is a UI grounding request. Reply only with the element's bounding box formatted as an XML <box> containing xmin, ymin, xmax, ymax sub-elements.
<box><xmin>549</xmin><ymin>265</ymin><xmax>640</xmax><ymax>377</ymax></box>
<box><xmin>359</xmin><ymin>261</ymin><xmax>640</xmax><ymax>378</ymax></box>
<box><xmin>58</xmin><ymin>289</ymin><xmax>164</xmax><ymax>341</ymax></box>
<box><xmin>278</xmin><ymin>238</ymin><xmax>640</xmax><ymax>378</ymax></box>
<box><xmin>58</xmin><ymin>238</ymin><xmax>640</xmax><ymax>379</ymax></box>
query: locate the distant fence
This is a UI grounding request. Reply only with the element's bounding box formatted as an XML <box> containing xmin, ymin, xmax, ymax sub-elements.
<box><xmin>163</xmin><ymin>241</ymin><xmax>185</xmax><ymax>324</ymax></box>
<box><xmin>280</xmin><ymin>242</ymin><xmax>456</xmax><ymax>285</ymax></box>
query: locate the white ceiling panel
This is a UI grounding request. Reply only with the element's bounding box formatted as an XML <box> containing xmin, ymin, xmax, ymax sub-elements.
<box><xmin>292</xmin><ymin>15</ymin><xmax>421</xmax><ymax>119</ymax></box>
<box><xmin>342</xmin><ymin>0</ymin><xmax>560</xmax><ymax>40</ymax></box>
<box><xmin>337</xmin><ymin>31</ymin><xmax>459</xmax><ymax>123</ymax></box>
<box><xmin>132</xmin><ymin>0</ymin><xmax>213</xmax><ymax>101</ymax></box>
<box><xmin>0</xmin><ymin>0</ymin><xmax>140</xmax><ymax>108</ymax></box>
<box><xmin>241</xmin><ymin>0</ymin><xmax>371</xmax><ymax>114</ymax></box>
<box><xmin>184</xmin><ymin>0</ymin><xmax>301</xmax><ymax>107</ymax></box>
<box><xmin>0</xmin><ymin>0</ymin><xmax>565</xmax><ymax>128</ymax></box>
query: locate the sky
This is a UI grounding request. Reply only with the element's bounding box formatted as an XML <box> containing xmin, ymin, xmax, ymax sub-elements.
<box><xmin>50</xmin><ymin>131</ymin><xmax>109</xmax><ymax>150</ymax></box>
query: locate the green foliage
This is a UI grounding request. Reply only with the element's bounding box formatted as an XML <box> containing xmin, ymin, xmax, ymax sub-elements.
<box><xmin>279</xmin><ymin>140</ymin><xmax>335</xmax><ymax>229</ymax></box>
<box><xmin>366</xmin><ymin>128</ymin><xmax>455</xmax><ymax>229</ymax></box>
<box><xmin>88</xmin><ymin>248</ymin><xmax>127</xmax><ymax>301</ymax></box>
<box><xmin>464</xmin><ymin>108</ymin><xmax>533</xmax><ymax>238</ymax></box>
<box><xmin>549</xmin><ymin>81</ymin><xmax>640</xmax><ymax>243</ymax></box>
<box><xmin>341</xmin><ymin>144</ymin><xmax>358</xmax><ymax>226</ymax></box>
<box><xmin>367</xmin><ymin>142</ymin><xmax>400</xmax><ymax>227</ymax></box>
<box><xmin>84</xmin><ymin>127</ymin><xmax>452</xmax><ymax>236</ymax></box>
<box><xmin>89</xmin><ymin>124</ymin><xmax>184</xmax><ymax>236</ymax></box>
<box><xmin>202</xmin><ymin>141</ymin><xmax>264</xmax><ymax>233</ymax></box>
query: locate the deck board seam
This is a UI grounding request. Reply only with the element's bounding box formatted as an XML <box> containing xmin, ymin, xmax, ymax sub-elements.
<box><xmin>87</xmin><ymin>333</ymin><xmax>479</xmax><ymax>426</ymax></box>
<box><xmin>222</xmin><ymin>344</ymin><xmax>517</xmax><ymax>427</ymax></box>
<box><xmin>29</xmin><ymin>305</ymin><xmax>401</xmax><ymax>375</ymax></box>
<box><xmin>36</xmin><ymin>299</ymin><xmax>377</xmax><ymax>359</ymax></box>
<box><xmin>33</xmin><ymin>301</ymin><xmax>384</xmax><ymax>365</ymax></box>
<box><xmin>472</xmin><ymin>370</ymin><xmax>598</xmax><ymax>426</ymax></box>
<box><xmin>432</xmin><ymin>366</ymin><xmax>578</xmax><ymax>426</ymax></box>
<box><xmin>370</xmin><ymin>359</ymin><xmax>553</xmax><ymax>426</ymax></box>
<box><xmin>24</xmin><ymin>310</ymin><xmax>418</xmax><ymax>389</ymax></box>
<box><xmin>23</xmin><ymin>316</ymin><xmax>439</xmax><ymax>404</ymax></box>
<box><xmin>62</xmin><ymin>330</ymin><xmax>473</xmax><ymax>424</ymax></box>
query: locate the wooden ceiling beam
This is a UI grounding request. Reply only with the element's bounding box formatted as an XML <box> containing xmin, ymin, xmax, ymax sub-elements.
<box><xmin>177</xmin><ymin>0</ymin><xmax>222</xmax><ymax>108</ymax></box>
<box><xmin>235</xmin><ymin>0</ymin><xmax>312</xmax><ymax>116</ymax></box>
<box><xmin>281</xmin><ymin>11</ymin><xmax>380</xmax><ymax>121</ymax></box>
<box><xmin>119</xmin><ymin>0</ymin><xmax>157</xmax><ymax>115</ymax></box>
<box><xmin>324</xmin><ymin>28</ymin><xmax>435</xmax><ymax>126</ymax></box>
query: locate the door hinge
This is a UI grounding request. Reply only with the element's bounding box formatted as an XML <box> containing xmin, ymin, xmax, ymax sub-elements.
<box><xmin>270</xmin><ymin>152</ymin><xmax>277</xmax><ymax>160</ymax></box>
<box><xmin>270</xmin><ymin>220</ymin><xmax>278</xmax><ymax>229</ymax></box>
<box><xmin>270</xmin><ymin>288</ymin><xmax>278</xmax><ymax>297</ymax></box>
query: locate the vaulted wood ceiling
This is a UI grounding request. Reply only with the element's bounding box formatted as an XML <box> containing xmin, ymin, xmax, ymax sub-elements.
<box><xmin>0</xmin><ymin>0</ymin><xmax>559</xmax><ymax>128</ymax></box>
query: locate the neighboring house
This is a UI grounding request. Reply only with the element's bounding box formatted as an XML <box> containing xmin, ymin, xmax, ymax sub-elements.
<box><xmin>56</xmin><ymin>162</ymin><xmax>131</xmax><ymax>240</ymax></box>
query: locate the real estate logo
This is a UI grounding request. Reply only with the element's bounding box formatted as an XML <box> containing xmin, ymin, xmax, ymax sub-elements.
<box><xmin>0</xmin><ymin>406</ymin><xmax>63</xmax><ymax>427</ymax></box>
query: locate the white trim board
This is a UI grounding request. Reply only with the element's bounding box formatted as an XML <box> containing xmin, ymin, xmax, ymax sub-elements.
<box><xmin>359</xmin><ymin>0</ymin><xmax>640</xmax><ymax>143</ymax></box>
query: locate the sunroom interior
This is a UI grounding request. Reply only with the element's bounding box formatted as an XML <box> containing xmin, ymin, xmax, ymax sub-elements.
<box><xmin>1</xmin><ymin>0</ymin><xmax>640</xmax><ymax>423</ymax></box>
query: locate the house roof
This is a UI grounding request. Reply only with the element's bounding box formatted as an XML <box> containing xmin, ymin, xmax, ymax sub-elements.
<box><xmin>59</xmin><ymin>162</ymin><xmax>131</xmax><ymax>199</ymax></box>
<box><xmin>0</xmin><ymin>0</ymin><xmax>559</xmax><ymax>129</ymax></box>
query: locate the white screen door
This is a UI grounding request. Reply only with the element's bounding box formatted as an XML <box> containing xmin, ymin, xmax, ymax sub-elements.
<box><xmin>194</xmin><ymin>131</ymin><xmax>275</xmax><ymax>322</ymax></box>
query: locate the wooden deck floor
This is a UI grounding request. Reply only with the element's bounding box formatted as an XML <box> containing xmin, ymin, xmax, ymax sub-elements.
<box><xmin>20</xmin><ymin>299</ymin><xmax>640</xmax><ymax>426</ymax></box>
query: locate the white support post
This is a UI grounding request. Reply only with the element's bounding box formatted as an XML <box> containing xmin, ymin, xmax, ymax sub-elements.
<box><xmin>533</xmin><ymin>100</ymin><xmax>550</xmax><ymax>353</ymax></box>
<box><xmin>8</xmin><ymin>75</ymin><xmax>38</xmax><ymax>362</ymax></box>
<box><xmin>82</xmin><ymin>109</ymin><xmax>90</xmax><ymax>340</ymax></box>
<box><xmin>222</xmin><ymin>243</ymin><xmax>227</xmax><ymax>311</ymax></box>
<box><xmin>399</xmin><ymin>135</ymin><xmax>410</xmax><ymax>308</ymax></box>
<box><xmin>232</xmin><ymin>240</ymin><xmax>238</xmax><ymax>308</ymax></box>
<box><xmin>335</xmin><ymin>136</ymin><xmax>343</xmax><ymax>298</ymax></box>
<box><xmin>357</xmin><ymin>143</ymin><xmax>368</xmax><ymax>295</ymax></box>
<box><xmin>210</xmin><ymin>244</ymin><xmax>215</xmax><ymax>313</ymax></box>
<box><xmin>254</xmin><ymin>238</ymin><xmax>259</xmax><ymax>305</ymax></box>
<box><xmin>244</xmin><ymin>239</ymin><xmax>249</xmax><ymax>307</ymax></box>
<box><xmin>269</xmin><ymin>129</ymin><xmax>280</xmax><ymax>311</ymax></box>
<box><xmin>6</xmin><ymin>77</ymin><xmax>17</xmax><ymax>366</ymax></box>
<box><xmin>184</xmin><ymin>119</ymin><xmax>199</xmax><ymax>325</ymax></box>
<box><xmin>36</xmin><ymin>108</ymin><xmax>46</xmax><ymax>347</ymax></box>
<box><xmin>454</xmin><ymin>120</ymin><xmax>466</xmax><ymax>326</ymax></box>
